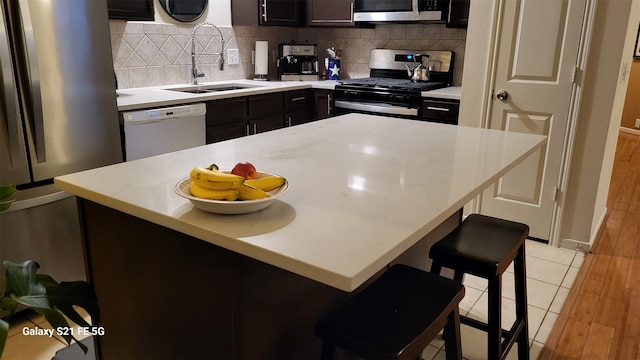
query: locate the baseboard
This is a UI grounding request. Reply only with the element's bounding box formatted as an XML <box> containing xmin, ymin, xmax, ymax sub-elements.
<box><xmin>559</xmin><ymin>205</ymin><xmax>608</xmax><ymax>254</ymax></box>
<box><xmin>559</xmin><ymin>237</ymin><xmax>591</xmax><ymax>253</ymax></box>
<box><xmin>620</xmin><ymin>126</ymin><xmax>640</xmax><ymax>135</ymax></box>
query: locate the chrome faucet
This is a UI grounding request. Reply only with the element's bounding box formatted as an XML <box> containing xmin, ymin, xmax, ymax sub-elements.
<box><xmin>191</xmin><ymin>22</ymin><xmax>225</xmax><ymax>85</ymax></box>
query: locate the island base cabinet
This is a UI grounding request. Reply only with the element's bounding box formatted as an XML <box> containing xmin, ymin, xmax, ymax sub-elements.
<box><xmin>78</xmin><ymin>200</ymin><xmax>346</xmax><ymax>359</ymax></box>
<box><xmin>80</xmin><ymin>200</ymin><xmax>238</xmax><ymax>359</ymax></box>
<box><xmin>78</xmin><ymin>199</ymin><xmax>459</xmax><ymax>359</ymax></box>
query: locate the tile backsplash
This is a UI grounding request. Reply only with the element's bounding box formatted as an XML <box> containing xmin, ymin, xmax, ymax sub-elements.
<box><xmin>111</xmin><ymin>21</ymin><xmax>465</xmax><ymax>89</ymax></box>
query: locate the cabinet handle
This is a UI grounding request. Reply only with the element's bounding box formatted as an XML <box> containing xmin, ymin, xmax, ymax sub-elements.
<box><xmin>327</xmin><ymin>94</ymin><xmax>332</xmax><ymax>113</ymax></box>
<box><xmin>291</xmin><ymin>96</ymin><xmax>306</xmax><ymax>102</ymax></box>
<box><xmin>350</xmin><ymin>2</ymin><xmax>354</xmax><ymax>23</ymax></box>
<box><xmin>253</xmin><ymin>123</ymin><xmax>257</xmax><ymax>134</ymax></box>
<box><xmin>288</xmin><ymin>116</ymin><xmax>292</xmax><ymax>127</ymax></box>
<box><xmin>261</xmin><ymin>0</ymin><xmax>267</xmax><ymax>22</ymax></box>
<box><xmin>426</xmin><ymin>106</ymin><xmax>450</xmax><ymax>112</ymax></box>
<box><xmin>246</xmin><ymin>124</ymin><xmax>250</xmax><ymax>136</ymax></box>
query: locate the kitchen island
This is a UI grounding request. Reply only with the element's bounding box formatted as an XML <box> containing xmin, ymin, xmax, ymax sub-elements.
<box><xmin>55</xmin><ymin>114</ymin><xmax>545</xmax><ymax>359</ymax></box>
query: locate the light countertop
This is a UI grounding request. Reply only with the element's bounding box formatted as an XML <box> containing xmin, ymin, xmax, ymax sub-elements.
<box><xmin>116</xmin><ymin>80</ymin><xmax>460</xmax><ymax>112</ymax></box>
<box><xmin>422</xmin><ymin>86</ymin><xmax>462</xmax><ymax>100</ymax></box>
<box><xmin>55</xmin><ymin>114</ymin><xmax>542</xmax><ymax>291</ymax></box>
<box><xmin>116</xmin><ymin>80</ymin><xmax>339</xmax><ymax>111</ymax></box>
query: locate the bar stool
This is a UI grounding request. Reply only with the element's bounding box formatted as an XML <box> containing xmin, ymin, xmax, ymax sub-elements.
<box><xmin>315</xmin><ymin>264</ymin><xmax>465</xmax><ymax>360</ymax></box>
<box><xmin>429</xmin><ymin>214</ymin><xmax>530</xmax><ymax>360</ymax></box>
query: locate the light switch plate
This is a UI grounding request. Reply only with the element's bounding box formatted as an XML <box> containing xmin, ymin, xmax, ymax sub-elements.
<box><xmin>228</xmin><ymin>49</ymin><xmax>239</xmax><ymax>65</ymax></box>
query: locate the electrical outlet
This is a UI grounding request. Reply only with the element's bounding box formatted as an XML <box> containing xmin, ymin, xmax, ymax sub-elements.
<box><xmin>227</xmin><ymin>49</ymin><xmax>239</xmax><ymax>65</ymax></box>
<box><xmin>635</xmin><ymin>118</ymin><xmax>640</xmax><ymax>129</ymax></box>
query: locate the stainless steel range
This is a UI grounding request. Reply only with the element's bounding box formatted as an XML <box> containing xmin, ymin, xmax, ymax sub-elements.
<box><xmin>334</xmin><ymin>49</ymin><xmax>457</xmax><ymax>124</ymax></box>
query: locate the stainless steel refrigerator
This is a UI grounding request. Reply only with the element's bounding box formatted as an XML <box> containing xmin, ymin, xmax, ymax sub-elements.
<box><xmin>0</xmin><ymin>0</ymin><xmax>122</xmax><ymax>282</ymax></box>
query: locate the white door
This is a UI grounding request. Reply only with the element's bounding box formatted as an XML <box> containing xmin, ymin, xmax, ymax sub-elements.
<box><xmin>479</xmin><ymin>0</ymin><xmax>587</xmax><ymax>240</ymax></box>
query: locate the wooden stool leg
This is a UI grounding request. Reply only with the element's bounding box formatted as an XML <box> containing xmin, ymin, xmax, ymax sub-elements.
<box><xmin>453</xmin><ymin>270</ymin><xmax>464</xmax><ymax>283</ymax></box>
<box><xmin>487</xmin><ymin>275</ymin><xmax>502</xmax><ymax>359</ymax></box>
<box><xmin>514</xmin><ymin>246</ymin><xmax>530</xmax><ymax>360</ymax></box>
<box><xmin>443</xmin><ymin>308</ymin><xmax>462</xmax><ymax>360</ymax></box>
<box><xmin>430</xmin><ymin>259</ymin><xmax>443</xmax><ymax>275</ymax></box>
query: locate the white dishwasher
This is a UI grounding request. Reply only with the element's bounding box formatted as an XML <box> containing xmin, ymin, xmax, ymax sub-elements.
<box><xmin>122</xmin><ymin>103</ymin><xmax>206</xmax><ymax>161</ymax></box>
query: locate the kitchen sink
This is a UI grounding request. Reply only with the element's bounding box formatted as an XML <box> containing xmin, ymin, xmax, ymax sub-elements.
<box><xmin>167</xmin><ymin>83</ymin><xmax>264</xmax><ymax>94</ymax></box>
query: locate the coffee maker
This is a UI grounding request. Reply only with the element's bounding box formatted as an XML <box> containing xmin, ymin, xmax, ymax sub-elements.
<box><xmin>277</xmin><ymin>43</ymin><xmax>319</xmax><ymax>81</ymax></box>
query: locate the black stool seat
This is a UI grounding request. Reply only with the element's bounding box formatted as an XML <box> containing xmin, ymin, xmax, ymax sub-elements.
<box><xmin>429</xmin><ymin>214</ymin><xmax>529</xmax><ymax>277</ymax></box>
<box><xmin>429</xmin><ymin>214</ymin><xmax>530</xmax><ymax>360</ymax></box>
<box><xmin>315</xmin><ymin>264</ymin><xmax>465</xmax><ymax>360</ymax></box>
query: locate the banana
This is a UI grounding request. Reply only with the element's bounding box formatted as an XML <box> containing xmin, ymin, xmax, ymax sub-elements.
<box><xmin>189</xmin><ymin>182</ymin><xmax>239</xmax><ymax>201</ymax></box>
<box><xmin>189</xmin><ymin>166</ymin><xmax>244</xmax><ymax>190</ymax></box>
<box><xmin>244</xmin><ymin>176</ymin><xmax>286</xmax><ymax>192</ymax></box>
<box><xmin>238</xmin><ymin>183</ymin><xmax>269</xmax><ymax>200</ymax></box>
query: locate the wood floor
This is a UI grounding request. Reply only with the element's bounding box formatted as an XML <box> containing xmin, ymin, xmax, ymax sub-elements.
<box><xmin>540</xmin><ymin>131</ymin><xmax>640</xmax><ymax>360</ymax></box>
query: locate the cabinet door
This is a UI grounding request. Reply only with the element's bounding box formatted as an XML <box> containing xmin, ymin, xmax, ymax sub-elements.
<box><xmin>285</xmin><ymin>111</ymin><xmax>307</xmax><ymax>126</ymax></box>
<box><xmin>446</xmin><ymin>0</ymin><xmax>469</xmax><ymax>28</ymax></box>
<box><xmin>248</xmin><ymin>93</ymin><xmax>283</xmax><ymax>118</ymax></box>
<box><xmin>249</xmin><ymin>115</ymin><xmax>284</xmax><ymax>135</ymax></box>
<box><xmin>206</xmin><ymin>121</ymin><xmax>248</xmax><ymax>144</ymax></box>
<box><xmin>422</xmin><ymin>99</ymin><xmax>459</xmax><ymax>125</ymax></box>
<box><xmin>307</xmin><ymin>0</ymin><xmax>354</xmax><ymax>26</ymax></box>
<box><xmin>313</xmin><ymin>90</ymin><xmax>334</xmax><ymax>120</ymax></box>
<box><xmin>284</xmin><ymin>90</ymin><xmax>311</xmax><ymax>124</ymax></box>
<box><xmin>260</xmin><ymin>0</ymin><xmax>304</xmax><ymax>26</ymax></box>
<box><xmin>207</xmin><ymin>97</ymin><xmax>247</xmax><ymax>126</ymax></box>
<box><xmin>231</xmin><ymin>0</ymin><xmax>259</xmax><ymax>26</ymax></box>
<box><xmin>107</xmin><ymin>0</ymin><xmax>154</xmax><ymax>21</ymax></box>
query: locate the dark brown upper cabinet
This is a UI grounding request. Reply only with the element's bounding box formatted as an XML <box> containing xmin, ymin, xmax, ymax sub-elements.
<box><xmin>231</xmin><ymin>0</ymin><xmax>305</xmax><ymax>27</ymax></box>
<box><xmin>307</xmin><ymin>0</ymin><xmax>355</xmax><ymax>27</ymax></box>
<box><xmin>107</xmin><ymin>0</ymin><xmax>154</xmax><ymax>21</ymax></box>
<box><xmin>446</xmin><ymin>0</ymin><xmax>470</xmax><ymax>28</ymax></box>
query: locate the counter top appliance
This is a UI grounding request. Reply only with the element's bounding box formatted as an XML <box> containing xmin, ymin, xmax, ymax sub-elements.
<box><xmin>277</xmin><ymin>43</ymin><xmax>319</xmax><ymax>81</ymax></box>
<box><xmin>334</xmin><ymin>49</ymin><xmax>456</xmax><ymax>123</ymax></box>
<box><xmin>1</xmin><ymin>0</ymin><xmax>121</xmax><ymax>282</ymax></box>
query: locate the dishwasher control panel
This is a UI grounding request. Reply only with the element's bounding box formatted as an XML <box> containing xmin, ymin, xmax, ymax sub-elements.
<box><xmin>123</xmin><ymin>103</ymin><xmax>207</xmax><ymax>122</ymax></box>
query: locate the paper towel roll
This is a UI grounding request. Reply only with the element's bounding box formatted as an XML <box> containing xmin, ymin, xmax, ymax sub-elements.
<box><xmin>255</xmin><ymin>41</ymin><xmax>269</xmax><ymax>78</ymax></box>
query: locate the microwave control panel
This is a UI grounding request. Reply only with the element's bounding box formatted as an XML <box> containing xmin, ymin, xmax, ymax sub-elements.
<box><xmin>418</xmin><ymin>0</ymin><xmax>442</xmax><ymax>11</ymax></box>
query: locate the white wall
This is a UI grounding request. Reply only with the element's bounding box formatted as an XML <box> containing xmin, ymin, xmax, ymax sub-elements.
<box><xmin>560</xmin><ymin>0</ymin><xmax>638</xmax><ymax>248</ymax></box>
<box><xmin>457</xmin><ymin>0</ymin><xmax>496</xmax><ymax>129</ymax></box>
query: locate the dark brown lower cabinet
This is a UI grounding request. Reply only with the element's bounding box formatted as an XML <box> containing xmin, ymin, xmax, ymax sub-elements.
<box><xmin>284</xmin><ymin>89</ymin><xmax>313</xmax><ymax>126</ymax></box>
<box><xmin>314</xmin><ymin>90</ymin><xmax>334</xmax><ymax>120</ymax></box>
<box><xmin>249</xmin><ymin>114</ymin><xmax>285</xmax><ymax>134</ymax></box>
<box><xmin>206</xmin><ymin>93</ymin><xmax>285</xmax><ymax>143</ymax></box>
<box><xmin>206</xmin><ymin>121</ymin><xmax>247</xmax><ymax>143</ymax></box>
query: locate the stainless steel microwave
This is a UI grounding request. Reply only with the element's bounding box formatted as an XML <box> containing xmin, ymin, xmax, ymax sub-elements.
<box><xmin>353</xmin><ymin>0</ymin><xmax>444</xmax><ymax>22</ymax></box>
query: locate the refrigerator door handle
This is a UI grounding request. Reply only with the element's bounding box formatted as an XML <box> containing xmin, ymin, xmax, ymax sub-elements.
<box><xmin>1</xmin><ymin>189</ymin><xmax>73</xmax><ymax>213</ymax></box>
<box><xmin>16</xmin><ymin>0</ymin><xmax>46</xmax><ymax>163</ymax></box>
<box><xmin>1</xmin><ymin>8</ymin><xmax>22</xmax><ymax>159</ymax></box>
<box><xmin>1</xmin><ymin>3</ymin><xmax>30</xmax><ymax>185</ymax></box>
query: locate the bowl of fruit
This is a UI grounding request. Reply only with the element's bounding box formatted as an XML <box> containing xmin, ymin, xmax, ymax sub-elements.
<box><xmin>175</xmin><ymin>162</ymin><xmax>288</xmax><ymax>214</ymax></box>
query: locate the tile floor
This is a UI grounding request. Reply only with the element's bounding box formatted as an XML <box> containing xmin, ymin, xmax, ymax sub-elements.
<box><xmin>423</xmin><ymin>239</ymin><xmax>584</xmax><ymax>360</ymax></box>
<box><xmin>3</xmin><ymin>240</ymin><xmax>582</xmax><ymax>360</ymax></box>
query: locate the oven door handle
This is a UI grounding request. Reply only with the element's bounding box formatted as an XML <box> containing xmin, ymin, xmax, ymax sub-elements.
<box><xmin>335</xmin><ymin>100</ymin><xmax>419</xmax><ymax>117</ymax></box>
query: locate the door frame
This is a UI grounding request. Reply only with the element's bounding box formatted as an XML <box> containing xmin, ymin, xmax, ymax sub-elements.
<box><xmin>461</xmin><ymin>0</ymin><xmax>598</xmax><ymax>246</ymax></box>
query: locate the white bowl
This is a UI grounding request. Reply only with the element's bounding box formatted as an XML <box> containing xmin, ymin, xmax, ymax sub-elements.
<box><xmin>174</xmin><ymin>172</ymin><xmax>289</xmax><ymax>214</ymax></box>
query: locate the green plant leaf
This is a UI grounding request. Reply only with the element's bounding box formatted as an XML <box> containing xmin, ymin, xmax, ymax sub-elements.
<box><xmin>3</xmin><ymin>261</ymin><xmax>46</xmax><ymax>299</ymax></box>
<box><xmin>0</xmin><ymin>261</ymin><xmax>98</xmax><ymax>356</ymax></box>
<box><xmin>0</xmin><ymin>185</ymin><xmax>16</xmax><ymax>202</ymax></box>
<box><xmin>0</xmin><ymin>184</ymin><xmax>17</xmax><ymax>211</ymax></box>
<box><xmin>46</xmin><ymin>281</ymin><xmax>100</xmax><ymax>327</ymax></box>
<box><xmin>0</xmin><ymin>319</ymin><xmax>8</xmax><ymax>357</ymax></box>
